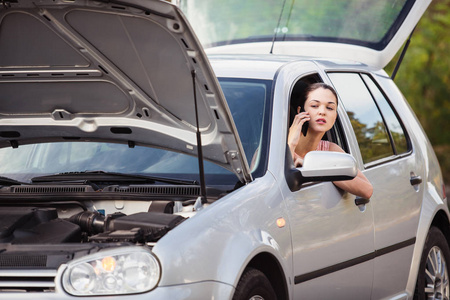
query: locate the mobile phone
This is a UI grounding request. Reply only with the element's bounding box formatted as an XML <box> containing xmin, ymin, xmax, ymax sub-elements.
<box><xmin>300</xmin><ymin>106</ymin><xmax>309</xmax><ymax>136</ymax></box>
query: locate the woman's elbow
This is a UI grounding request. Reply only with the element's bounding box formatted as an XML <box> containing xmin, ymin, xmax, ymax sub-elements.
<box><xmin>356</xmin><ymin>171</ymin><xmax>373</xmax><ymax>199</ymax></box>
<box><xmin>360</xmin><ymin>182</ymin><xmax>373</xmax><ymax>199</ymax></box>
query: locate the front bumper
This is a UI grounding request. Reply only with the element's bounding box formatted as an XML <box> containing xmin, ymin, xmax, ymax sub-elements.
<box><xmin>2</xmin><ymin>281</ymin><xmax>235</xmax><ymax>300</ymax></box>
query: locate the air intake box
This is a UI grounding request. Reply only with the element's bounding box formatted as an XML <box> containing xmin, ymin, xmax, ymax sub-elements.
<box><xmin>89</xmin><ymin>212</ymin><xmax>185</xmax><ymax>243</ymax></box>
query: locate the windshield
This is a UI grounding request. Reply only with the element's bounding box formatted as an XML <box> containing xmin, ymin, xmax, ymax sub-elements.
<box><xmin>0</xmin><ymin>78</ymin><xmax>272</xmax><ymax>185</ymax></box>
<box><xmin>180</xmin><ymin>0</ymin><xmax>413</xmax><ymax>50</ymax></box>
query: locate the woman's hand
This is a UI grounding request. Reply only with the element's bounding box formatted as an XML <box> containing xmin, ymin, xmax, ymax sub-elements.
<box><xmin>293</xmin><ymin>154</ymin><xmax>304</xmax><ymax>167</ymax></box>
<box><xmin>288</xmin><ymin>112</ymin><xmax>310</xmax><ymax>157</ymax></box>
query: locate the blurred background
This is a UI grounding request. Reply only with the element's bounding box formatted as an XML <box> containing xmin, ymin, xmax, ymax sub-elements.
<box><xmin>385</xmin><ymin>0</ymin><xmax>449</xmax><ymax>187</ymax></box>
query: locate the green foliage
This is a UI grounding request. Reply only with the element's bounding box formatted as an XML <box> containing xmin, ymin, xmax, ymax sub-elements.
<box><xmin>434</xmin><ymin>145</ymin><xmax>450</xmax><ymax>185</ymax></box>
<box><xmin>385</xmin><ymin>0</ymin><xmax>450</xmax><ymax>184</ymax></box>
<box><xmin>386</xmin><ymin>0</ymin><xmax>450</xmax><ymax>146</ymax></box>
<box><xmin>348</xmin><ymin>112</ymin><xmax>393</xmax><ymax>164</ymax></box>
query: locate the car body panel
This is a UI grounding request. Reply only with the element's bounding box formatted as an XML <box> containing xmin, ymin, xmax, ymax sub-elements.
<box><xmin>153</xmin><ymin>172</ymin><xmax>291</xmax><ymax>287</ymax></box>
<box><xmin>287</xmin><ymin>181</ymin><xmax>375</xmax><ymax>299</ymax></box>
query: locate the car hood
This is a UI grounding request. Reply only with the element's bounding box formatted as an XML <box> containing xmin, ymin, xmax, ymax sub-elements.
<box><xmin>180</xmin><ymin>0</ymin><xmax>430</xmax><ymax>69</ymax></box>
<box><xmin>0</xmin><ymin>0</ymin><xmax>251</xmax><ymax>183</ymax></box>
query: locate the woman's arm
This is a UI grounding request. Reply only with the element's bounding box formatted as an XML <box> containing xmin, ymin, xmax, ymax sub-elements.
<box><xmin>333</xmin><ymin>169</ymin><xmax>373</xmax><ymax>199</ymax></box>
<box><xmin>329</xmin><ymin>143</ymin><xmax>373</xmax><ymax>199</ymax></box>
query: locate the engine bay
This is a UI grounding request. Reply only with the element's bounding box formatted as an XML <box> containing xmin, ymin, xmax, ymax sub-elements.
<box><xmin>0</xmin><ymin>206</ymin><xmax>186</xmax><ymax>245</ymax></box>
<box><xmin>0</xmin><ymin>187</ymin><xmax>208</xmax><ymax>274</ymax></box>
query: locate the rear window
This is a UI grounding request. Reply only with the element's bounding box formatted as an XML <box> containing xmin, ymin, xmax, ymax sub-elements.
<box><xmin>180</xmin><ymin>0</ymin><xmax>413</xmax><ymax>50</ymax></box>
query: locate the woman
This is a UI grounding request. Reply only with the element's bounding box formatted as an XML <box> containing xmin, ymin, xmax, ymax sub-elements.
<box><xmin>288</xmin><ymin>82</ymin><xmax>373</xmax><ymax>199</ymax></box>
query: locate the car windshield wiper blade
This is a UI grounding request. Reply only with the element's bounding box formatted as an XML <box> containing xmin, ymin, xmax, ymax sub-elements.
<box><xmin>0</xmin><ymin>176</ymin><xmax>27</xmax><ymax>186</ymax></box>
<box><xmin>31</xmin><ymin>171</ymin><xmax>198</xmax><ymax>185</ymax></box>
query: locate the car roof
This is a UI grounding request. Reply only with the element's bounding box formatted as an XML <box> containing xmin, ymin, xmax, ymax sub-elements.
<box><xmin>208</xmin><ymin>54</ymin><xmax>371</xmax><ymax>80</ymax></box>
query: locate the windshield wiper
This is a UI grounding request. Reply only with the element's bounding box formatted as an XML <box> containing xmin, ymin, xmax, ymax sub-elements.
<box><xmin>0</xmin><ymin>176</ymin><xmax>27</xmax><ymax>186</ymax></box>
<box><xmin>31</xmin><ymin>171</ymin><xmax>198</xmax><ymax>185</ymax></box>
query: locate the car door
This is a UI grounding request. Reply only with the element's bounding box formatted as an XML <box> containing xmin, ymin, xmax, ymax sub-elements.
<box><xmin>328</xmin><ymin>72</ymin><xmax>424</xmax><ymax>299</ymax></box>
<box><xmin>284</xmin><ymin>75</ymin><xmax>375</xmax><ymax>300</ymax></box>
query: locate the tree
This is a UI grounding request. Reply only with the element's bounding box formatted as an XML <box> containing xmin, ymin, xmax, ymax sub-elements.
<box><xmin>386</xmin><ymin>0</ymin><xmax>450</xmax><ymax>146</ymax></box>
<box><xmin>385</xmin><ymin>0</ymin><xmax>450</xmax><ymax>183</ymax></box>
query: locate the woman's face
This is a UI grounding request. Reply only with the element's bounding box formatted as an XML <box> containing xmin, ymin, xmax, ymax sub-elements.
<box><xmin>300</xmin><ymin>87</ymin><xmax>338</xmax><ymax>134</ymax></box>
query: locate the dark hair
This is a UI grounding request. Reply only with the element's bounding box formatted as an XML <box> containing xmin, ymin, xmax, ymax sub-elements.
<box><xmin>306</xmin><ymin>83</ymin><xmax>338</xmax><ymax>104</ymax></box>
<box><xmin>289</xmin><ymin>82</ymin><xmax>338</xmax><ymax>125</ymax></box>
<box><xmin>292</xmin><ymin>82</ymin><xmax>338</xmax><ymax>110</ymax></box>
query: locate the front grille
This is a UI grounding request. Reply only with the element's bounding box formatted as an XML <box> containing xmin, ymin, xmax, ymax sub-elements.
<box><xmin>0</xmin><ymin>269</ymin><xmax>56</xmax><ymax>292</ymax></box>
<box><xmin>0</xmin><ymin>255</ymin><xmax>47</xmax><ymax>267</ymax></box>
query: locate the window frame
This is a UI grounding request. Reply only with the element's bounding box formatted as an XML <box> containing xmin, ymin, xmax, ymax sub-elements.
<box><xmin>218</xmin><ymin>77</ymin><xmax>274</xmax><ymax>179</ymax></box>
<box><xmin>360</xmin><ymin>73</ymin><xmax>412</xmax><ymax>156</ymax></box>
<box><xmin>327</xmin><ymin>71</ymin><xmax>412</xmax><ymax>168</ymax></box>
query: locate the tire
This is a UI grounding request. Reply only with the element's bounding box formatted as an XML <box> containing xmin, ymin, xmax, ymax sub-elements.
<box><xmin>233</xmin><ymin>267</ymin><xmax>277</xmax><ymax>300</ymax></box>
<box><xmin>414</xmin><ymin>226</ymin><xmax>450</xmax><ymax>300</ymax></box>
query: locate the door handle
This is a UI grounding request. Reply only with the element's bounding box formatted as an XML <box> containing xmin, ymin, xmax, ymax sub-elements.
<box><xmin>355</xmin><ymin>196</ymin><xmax>370</xmax><ymax>206</ymax></box>
<box><xmin>410</xmin><ymin>175</ymin><xmax>422</xmax><ymax>186</ymax></box>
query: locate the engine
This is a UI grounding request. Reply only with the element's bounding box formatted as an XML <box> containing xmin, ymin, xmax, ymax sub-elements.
<box><xmin>0</xmin><ymin>206</ymin><xmax>185</xmax><ymax>244</ymax></box>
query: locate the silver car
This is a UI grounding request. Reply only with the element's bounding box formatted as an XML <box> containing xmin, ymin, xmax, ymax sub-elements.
<box><xmin>0</xmin><ymin>0</ymin><xmax>448</xmax><ymax>299</ymax></box>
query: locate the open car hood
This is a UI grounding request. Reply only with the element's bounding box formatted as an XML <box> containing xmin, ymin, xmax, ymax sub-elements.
<box><xmin>0</xmin><ymin>0</ymin><xmax>251</xmax><ymax>183</ymax></box>
<box><xmin>180</xmin><ymin>0</ymin><xmax>431</xmax><ymax>69</ymax></box>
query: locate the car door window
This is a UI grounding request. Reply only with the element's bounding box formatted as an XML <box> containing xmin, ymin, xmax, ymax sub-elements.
<box><xmin>360</xmin><ymin>73</ymin><xmax>410</xmax><ymax>155</ymax></box>
<box><xmin>328</xmin><ymin>72</ymin><xmax>393</xmax><ymax>164</ymax></box>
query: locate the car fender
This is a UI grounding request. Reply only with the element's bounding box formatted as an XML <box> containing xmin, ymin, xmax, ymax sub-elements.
<box><xmin>152</xmin><ymin>172</ymin><xmax>292</xmax><ymax>289</ymax></box>
<box><xmin>405</xmin><ymin>181</ymin><xmax>450</xmax><ymax>297</ymax></box>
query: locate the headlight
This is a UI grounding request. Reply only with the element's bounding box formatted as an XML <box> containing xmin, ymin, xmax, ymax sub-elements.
<box><xmin>62</xmin><ymin>247</ymin><xmax>160</xmax><ymax>296</ymax></box>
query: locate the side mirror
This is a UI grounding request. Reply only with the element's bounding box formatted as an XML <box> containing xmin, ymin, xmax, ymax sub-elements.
<box><xmin>285</xmin><ymin>151</ymin><xmax>357</xmax><ymax>192</ymax></box>
<box><xmin>299</xmin><ymin>151</ymin><xmax>358</xmax><ymax>181</ymax></box>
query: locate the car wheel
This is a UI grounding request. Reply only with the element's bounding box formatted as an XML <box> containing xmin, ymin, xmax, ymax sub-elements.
<box><xmin>233</xmin><ymin>267</ymin><xmax>277</xmax><ymax>300</ymax></box>
<box><xmin>414</xmin><ymin>226</ymin><xmax>450</xmax><ymax>300</ymax></box>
